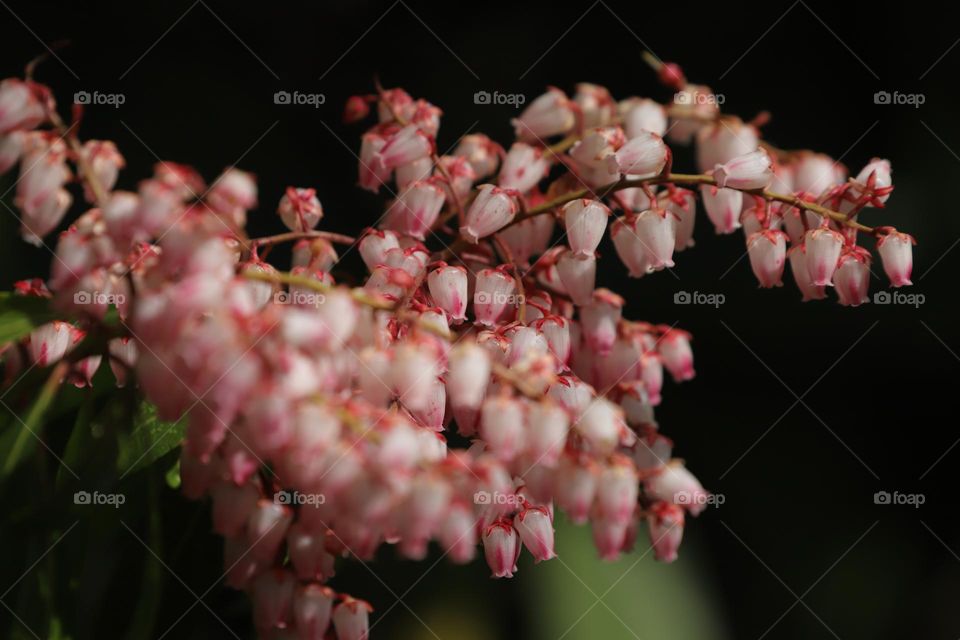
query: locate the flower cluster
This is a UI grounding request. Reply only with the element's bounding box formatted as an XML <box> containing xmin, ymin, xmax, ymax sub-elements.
<box><xmin>0</xmin><ymin>54</ymin><xmax>913</xmax><ymax>639</ymax></box>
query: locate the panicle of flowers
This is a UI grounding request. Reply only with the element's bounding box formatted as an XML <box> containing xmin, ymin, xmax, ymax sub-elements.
<box><xmin>0</xmin><ymin>51</ymin><xmax>916</xmax><ymax>639</ymax></box>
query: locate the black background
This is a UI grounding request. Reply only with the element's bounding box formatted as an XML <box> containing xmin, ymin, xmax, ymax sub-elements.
<box><xmin>1</xmin><ymin>1</ymin><xmax>958</xmax><ymax>638</ymax></box>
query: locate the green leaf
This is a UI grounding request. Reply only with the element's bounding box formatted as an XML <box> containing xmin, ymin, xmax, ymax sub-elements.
<box><xmin>0</xmin><ymin>292</ymin><xmax>57</xmax><ymax>345</ymax></box>
<box><xmin>1</xmin><ymin>361</ymin><xmax>69</xmax><ymax>478</ymax></box>
<box><xmin>116</xmin><ymin>403</ymin><xmax>186</xmax><ymax>476</ymax></box>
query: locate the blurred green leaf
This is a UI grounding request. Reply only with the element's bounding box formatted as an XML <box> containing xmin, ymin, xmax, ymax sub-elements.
<box><xmin>1</xmin><ymin>361</ymin><xmax>68</xmax><ymax>478</ymax></box>
<box><xmin>116</xmin><ymin>403</ymin><xmax>185</xmax><ymax>476</ymax></box>
<box><xmin>0</xmin><ymin>292</ymin><xmax>57</xmax><ymax>345</ymax></box>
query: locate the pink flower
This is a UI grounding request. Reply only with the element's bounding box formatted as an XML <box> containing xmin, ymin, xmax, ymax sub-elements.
<box><xmin>580</xmin><ymin>289</ymin><xmax>623</xmax><ymax>356</ymax></box>
<box><xmin>481</xmin><ymin>396</ymin><xmax>526</xmax><ymax>462</ymax></box>
<box><xmin>835</xmin><ymin>248</ymin><xmax>872</xmax><ymax>307</ymax></box>
<box><xmin>80</xmin><ymin>140</ymin><xmax>124</xmax><ymax>203</ymax></box>
<box><xmin>792</xmin><ymin>152</ymin><xmax>845</xmax><ymax>196</ymax></box>
<box><xmin>877</xmin><ymin>229</ymin><xmax>915</xmax><ymax>287</ymax></box>
<box><xmin>533</xmin><ymin>315</ymin><xmax>571</xmax><ymax>370</ymax></box>
<box><xmin>461</xmin><ymin>184</ymin><xmax>519</xmax><ymax>243</ymax></box>
<box><xmin>207</xmin><ymin>167</ymin><xmax>257</xmax><ymax>227</ymax></box>
<box><xmin>526</xmin><ymin>402</ymin><xmax>569</xmax><ymax>467</ymax></box>
<box><xmin>359</xmin><ymin>128</ymin><xmax>393</xmax><ymax>192</ymax></box>
<box><xmin>665</xmin><ymin>188</ymin><xmax>696</xmax><ymax>251</ymax></box>
<box><xmin>563</xmin><ymin>198</ymin><xmax>609</xmax><ymax>259</ymax></box>
<box><xmin>446</xmin><ymin>342</ymin><xmax>491</xmax><ymax>411</ymax></box>
<box><xmin>633</xmin><ymin>209</ymin><xmax>677</xmax><ymax>271</ymax></box>
<box><xmin>15</xmin><ymin>135</ymin><xmax>72</xmax><ymax>245</ymax></box>
<box><xmin>713</xmin><ymin>149</ymin><xmax>773</xmax><ymax>190</ymax></box>
<box><xmin>498</xmin><ymin>142</ymin><xmax>550</xmax><ymax>193</ymax></box>
<box><xmin>556</xmin><ymin>251</ymin><xmax>596</xmax><ymax>306</ymax></box>
<box><xmin>575</xmin><ymin>398</ymin><xmax>624</xmax><ymax>456</ymax></box>
<box><xmin>384</xmin><ymin>179</ymin><xmax>445</xmax><ymax>239</ymax></box>
<box><xmin>619</xmin><ymin>97</ymin><xmax>668</xmax><ymax>138</ymax></box>
<box><xmin>788</xmin><ymin>246</ymin><xmax>827</xmax><ymax>302</ymax></box>
<box><xmin>453</xmin><ymin>133</ymin><xmax>502</xmax><ymax>179</ymax></box>
<box><xmin>607</xmin><ymin>131</ymin><xmax>668</xmax><ymax>177</ymax></box>
<box><xmin>695</xmin><ymin>119</ymin><xmax>758</xmax><ymax>173</ymax></box>
<box><xmin>358</xmin><ymin>228</ymin><xmax>400</xmax><ymax>271</ymax></box>
<box><xmin>645</xmin><ymin>461</ymin><xmax>708</xmax><ymax>516</ymax></box>
<box><xmin>252</xmin><ymin>569</ymin><xmax>296</xmax><ymax>633</ymax></box>
<box><xmin>569</xmin><ymin>127</ymin><xmax>625</xmax><ymax>172</ymax></box>
<box><xmin>473</xmin><ymin>266</ymin><xmax>517</xmax><ymax>326</ymax></box>
<box><xmin>0</xmin><ymin>131</ymin><xmax>24</xmax><ymax>174</ymax></box>
<box><xmin>700</xmin><ymin>185</ymin><xmax>743</xmax><ymax>234</ymax></box>
<box><xmin>482</xmin><ymin>518</ymin><xmax>520</xmax><ymax>578</ymax></box>
<box><xmin>332</xmin><ymin>596</ymin><xmax>373</xmax><ymax>640</ymax></box>
<box><xmin>852</xmin><ymin>158</ymin><xmax>893</xmax><ymax>206</ymax></box>
<box><xmin>658</xmin><ymin>329</ymin><xmax>695</xmax><ymax>382</ymax></box>
<box><xmin>596</xmin><ymin>456</ymin><xmax>639</xmax><ymax>523</ymax></box>
<box><xmin>439</xmin><ymin>503</ymin><xmax>479</xmax><ymax>564</ymax></box>
<box><xmin>293</xmin><ymin>584</ymin><xmax>335</xmax><ymax>640</ymax></box>
<box><xmin>803</xmin><ymin>226</ymin><xmax>845</xmax><ymax>286</ymax></box>
<box><xmin>515</xmin><ymin>506</ymin><xmax>556</xmax><ymax>562</ymax></box>
<box><xmin>512</xmin><ymin>87</ymin><xmax>576</xmax><ymax>141</ymax></box>
<box><xmin>278</xmin><ymin>187</ymin><xmax>324</xmax><ymax>231</ymax></box>
<box><xmin>574</xmin><ymin>82</ymin><xmax>617</xmax><ymax>128</ymax></box>
<box><xmin>747</xmin><ymin>229</ymin><xmax>788</xmax><ymax>288</ymax></box>
<box><xmin>647</xmin><ymin>502</ymin><xmax>685</xmax><ymax>562</ymax></box>
<box><xmin>374</xmin><ymin>124</ymin><xmax>433</xmax><ymax>172</ymax></box>
<box><xmin>0</xmin><ymin>79</ymin><xmax>47</xmax><ymax>134</ymax></box>
<box><xmin>427</xmin><ymin>263</ymin><xmax>468</xmax><ymax>323</ymax></box>
<box><xmin>28</xmin><ymin>320</ymin><xmax>72</xmax><ymax>366</ymax></box>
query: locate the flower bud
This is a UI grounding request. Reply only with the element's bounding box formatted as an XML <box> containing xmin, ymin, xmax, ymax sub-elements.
<box><xmin>575</xmin><ymin>398</ymin><xmax>624</xmax><ymax>456</ymax></box>
<box><xmin>701</xmin><ymin>185</ymin><xmax>744</xmax><ymax>234</ymax></box>
<box><xmin>278</xmin><ymin>187</ymin><xmax>323</xmax><ymax>231</ymax></box>
<box><xmin>515</xmin><ymin>505</ymin><xmax>556</xmax><ymax>562</ymax></box>
<box><xmin>252</xmin><ymin>569</ymin><xmax>296</xmax><ymax>633</ymax></box>
<box><xmin>608</xmin><ymin>131</ymin><xmax>668</xmax><ymax>177</ymax></box>
<box><xmin>747</xmin><ymin>230</ymin><xmax>788</xmax><ymax>288</ymax></box>
<box><xmin>556</xmin><ymin>251</ymin><xmax>596</xmax><ymax>306</ymax></box>
<box><xmin>645</xmin><ymin>461</ymin><xmax>708</xmax><ymax>516</ymax></box>
<box><xmin>619</xmin><ymin>97</ymin><xmax>668</xmax><ymax>138</ymax></box>
<box><xmin>482</xmin><ymin>518</ymin><xmax>520</xmax><ymax>578</ymax></box>
<box><xmin>834</xmin><ymin>248</ymin><xmax>871</xmax><ymax>307</ymax></box>
<box><xmin>453</xmin><ymin>133</ymin><xmax>501</xmax><ymax>179</ymax></box>
<box><xmin>788</xmin><ymin>246</ymin><xmax>827</xmax><ymax>302</ymax></box>
<box><xmin>374</xmin><ymin>124</ymin><xmax>433</xmax><ymax>171</ymax></box>
<box><xmin>292</xmin><ymin>584</ymin><xmax>335</xmax><ymax>640</ymax></box>
<box><xmin>28</xmin><ymin>320</ymin><xmax>72</xmax><ymax>366</ymax></box>
<box><xmin>512</xmin><ymin>87</ymin><xmax>576</xmax><ymax>141</ymax></box>
<box><xmin>384</xmin><ymin>179</ymin><xmax>446</xmax><ymax>239</ymax></box>
<box><xmin>713</xmin><ymin>149</ymin><xmax>773</xmax><ymax>190</ymax></box>
<box><xmin>0</xmin><ymin>79</ymin><xmax>47</xmax><ymax>134</ymax></box>
<box><xmin>473</xmin><ymin>266</ymin><xmax>517</xmax><ymax>326</ymax></box>
<box><xmin>877</xmin><ymin>229</ymin><xmax>915</xmax><ymax>287</ymax></box>
<box><xmin>481</xmin><ymin>396</ymin><xmax>526</xmax><ymax>462</ymax></box>
<box><xmin>427</xmin><ymin>263</ymin><xmax>468</xmax><ymax>323</ymax></box>
<box><xmin>461</xmin><ymin>184</ymin><xmax>519</xmax><ymax>243</ymax></box>
<box><xmin>580</xmin><ymin>290</ymin><xmax>623</xmax><ymax>356</ymax></box>
<box><xmin>657</xmin><ymin>329</ymin><xmax>694</xmax><ymax>382</ymax></box>
<box><xmin>563</xmin><ymin>198</ymin><xmax>609</xmax><ymax>259</ymax></box>
<box><xmin>803</xmin><ymin>226</ymin><xmax>844</xmax><ymax>286</ymax></box>
<box><xmin>439</xmin><ymin>502</ymin><xmax>479</xmax><ymax>564</ymax></box>
<box><xmin>647</xmin><ymin>502</ymin><xmax>685</xmax><ymax>562</ymax></box>
<box><xmin>247</xmin><ymin>499</ymin><xmax>294</xmax><ymax>563</ymax></box>
<box><xmin>498</xmin><ymin>142</ymin><xmax>550</xmax><ymax>193</ymax></box>
<box><xmin>696</xmin><ymin>119</ymin><xmax>758</xmax><ymax>172</ymax></box>
<box><xmin>332</xmin><ymin>597</ymin><xmax>373</xmax><ymax>640</ymax></box>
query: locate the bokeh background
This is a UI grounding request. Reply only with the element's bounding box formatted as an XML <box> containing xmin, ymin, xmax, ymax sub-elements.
<box><xmin>1</xmin><ymin>0</ymin><xmax>958</xmax><ymax>638</ymax></box>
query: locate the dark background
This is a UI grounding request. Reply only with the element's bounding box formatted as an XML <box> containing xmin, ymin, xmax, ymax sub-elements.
<box><xmin>1</xmin><ymin>1</ymin><xmax>958</xmax><ymax>638</ymax></box>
